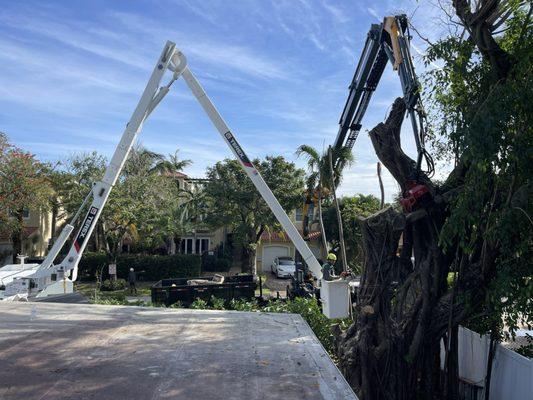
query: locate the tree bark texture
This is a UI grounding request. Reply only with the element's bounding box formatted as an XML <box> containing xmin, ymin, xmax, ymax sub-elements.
<box><xmin>317</xmin><ymin>187</ymin><xmax>329</xmax><ymax>258</ymax></box>
<box><xmin>240</xmin><ymin>245</ymin><xmax>257</xmax><ymax>275</ymax></box>
<box><xmin>11</xmin><ymin>209</ymin><xmax>24</xmax><ymax>259</ymax></box>
<box><xmin>334</xmin><ymin>100</ymin><xmax>472</xmax><ymax>399</ymax></box>
<box><xmin>334</xmin><ymin>4</ymin><xmax>517</xmax><ymax>399</ymax></box>
<box><xmin>329</xmin><ymin>146</ymin><xmax>348</xmax><ymax>271</ymax></box>
<box><xmin>377</xmin><ymin>162</ymin><xmax>385</xmax><ymax>209</ymax></box>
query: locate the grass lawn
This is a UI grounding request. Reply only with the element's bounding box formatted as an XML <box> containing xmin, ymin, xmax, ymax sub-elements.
<box><xmin>75</xmin><ymin>281</ymin><xmax>155</xmax><ymax>301</ymax></box>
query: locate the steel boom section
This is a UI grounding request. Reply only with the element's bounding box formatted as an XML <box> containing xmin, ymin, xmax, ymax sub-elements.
<box><xmin>178</xmin><ymin>64</ymin><xmax>322</xmax><ymax>278</ymax></box>
<box><xmin>61</xmin><ymin>42</ymin><xmax>176</xmax><ymax>281</ymax></box>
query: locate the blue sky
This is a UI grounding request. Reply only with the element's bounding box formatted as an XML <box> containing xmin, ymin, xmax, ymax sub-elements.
<box><xmin>0</xmin><ymin>0</ymin><xmax>447</xmax><ymax>201</ymax></box>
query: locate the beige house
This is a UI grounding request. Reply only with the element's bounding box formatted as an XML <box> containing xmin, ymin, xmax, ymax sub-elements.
<box><xmin>0</xmin><ymin>208</ymin><xmax>55</xmax><ymax>266</ymax></box>
<box><xmin>170</xmin><ymin>174</ymin><xmax>326</xmax><ymax>269</ymax></box>
<box><xmin>256</xmin><ymin>205</ymin><xmax>325</xmax><ymax>273</ymax></box>
<box><xmin>163</xmin><ymin>173</ymin><xmax>227</xmax><ymax>256</ymax></box>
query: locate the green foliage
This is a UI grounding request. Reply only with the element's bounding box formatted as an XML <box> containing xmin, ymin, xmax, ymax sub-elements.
<box><xmin>78</xmin><ymin>252</ymin><xmax>108</xmax><ymax>280</ymax></box>
<box><xmin>423</xmin><ymin>6</ymin><xmax>533</xmax><ymax>337</ymax></box>
<box><xmin>56</xmin><ymin>151</ymin><xmax>107</xmax><ymax>218</ymax></box>
<box><xmin>204</xmin><ymin>157</ymin><xmax>305</xmax><ymax>272</ymax></box>
<box><xmin>100</xmin><ymin>279</ymin><xmax>127</xmax><ymax>291</ymax></box>
<box><xmin>169</xmin><ymin>301</ymin><xmax>183</xmax><ymax>309</ymax></box>
<box><xmin>90</xmin><ymin>291</ymin><xmax>127</xmax><ymax>305</ymax></box>
<box><xmin>295</xmin><ymin>144</ymin><xmax>355</xmax><ymax>254</ymax></box>
<box><xmin>295</xmin><ymin>144</ymin><xmax>354</xmax><ymax>192</ymax></box>
<box><xmin>229</xmin><ymin>298</ymin><xmax>259</xmax><ymax>311</ymax></box>
<box><xmin>447</xmin><ymin>272</ymin><xmax>457</xmax><ymax>289</ymax></box>
<box><xmin>202</xmin><ymin>254</ymin><xmax>232</xmax><ymax>272</ymax></box>
<box><xmin>515</xmin><ymin>334</ymin><xmax>533</xmax><ymax>359</ymax></box>
<box><xmin>322</xmin><ymin>195</ymin><xmax>381</xmax><ymax>271</ymax></box>
<box><xmin>149</xmin><ymin>149</ymin><xmax>192</xmax><ymax>176</ymax></box>
<box><xmin>79</xmin><ymin>252</ymin><xmax>201</xmax><ymax>282</ymax></box>
<box><xmin>210</xmin><ymin>296</ymin><xmax>226</xmax><ymax>310</ymax></box>
<box><xmin>104</xmin><ymin>147</ymin><xmax>187</xmax><ymax>256</ymax></box>
<box><xmin>0</xmin><ymin>133</ymin><xmax>53</xmax><ymax>245</ymax></box>
<box><xmin>91</xmin><ymin>298</ymin><xmax>128</xmax><ymax>306</ymax></box>
<box><xmin>54</xmin><ymin>146</ymin><xmax>191</xmax><ymax>258</ymax></box>
<box><xmin>117</xmin><ymin>254</ymin><xmax>201</xmax><ymax>281</ymax></box>
<box><xmin>190</xmin><ymin>298</ymin><xmax>208</xmax><ymax>309</ymax></box>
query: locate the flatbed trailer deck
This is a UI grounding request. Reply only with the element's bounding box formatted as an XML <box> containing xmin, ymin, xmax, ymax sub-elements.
<box><xmin>0</xmin><ymin>302</ymin><xmax>357</xmax><ymax>400</ymax></box>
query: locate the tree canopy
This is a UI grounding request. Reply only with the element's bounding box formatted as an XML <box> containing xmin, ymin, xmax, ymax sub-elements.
<box><xmin>204</xmin><ymin>156</ymin><xmax>305</xmax><ymax>273</ymax></box>
<box><xmin>322</xmin><ymin>194</ymin><xmax>382</xmax><ymax>272</ymax></box>
<box><xmin>0</xmin><ymin>133</ymin><xmax>53</xmax><ymax>256</ymax></box>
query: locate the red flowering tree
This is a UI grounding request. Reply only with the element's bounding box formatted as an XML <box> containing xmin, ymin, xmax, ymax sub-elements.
<box><xmin>0</xmin><ymin>133</ymin><xmax>52</xmax><ymax>258</ymax></box>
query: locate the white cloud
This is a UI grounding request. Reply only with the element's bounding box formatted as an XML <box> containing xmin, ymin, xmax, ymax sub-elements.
<box><xmin>321</xmin><ymin>2</ymin><xmax>350</xmax><ymax>24</ymax></box>
<box><xmin>1</xmin><ymin>0</ymin><xmax>451</xmax><ymax>204</ymax></box>
<box><xmin>367</xmin><ymin>7</ymin><xmax>382</xmax><ymax>22</ymax></box>
<box><xmin>107</xmin><ymin>11</ymin><xmax>290</xmax><ymax>80</ymax></box>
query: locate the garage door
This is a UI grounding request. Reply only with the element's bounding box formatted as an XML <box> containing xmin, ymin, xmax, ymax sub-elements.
<box><xmin>262</xmin><ymin>245</ymin><xmax>290</xmax><ymax>273</ymax></box>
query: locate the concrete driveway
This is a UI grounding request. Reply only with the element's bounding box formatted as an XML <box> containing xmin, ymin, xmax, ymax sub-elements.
<box><xmin>264</xmin><ymin>272</ymin><xmax>292</xmax><ymax>298</ymax></box>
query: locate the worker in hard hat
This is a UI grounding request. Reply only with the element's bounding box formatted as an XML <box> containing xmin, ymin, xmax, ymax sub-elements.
<box><xmin>322</xmin><ymin>253</ymin><xmax>338</xmax><ymax>281</ymax></box>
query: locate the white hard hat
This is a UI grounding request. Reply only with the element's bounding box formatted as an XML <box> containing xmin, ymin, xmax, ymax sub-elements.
<box><xmin>130</xmin><ymin>268</ymin><xmax>134</xmax><ymax>271</ymax></box>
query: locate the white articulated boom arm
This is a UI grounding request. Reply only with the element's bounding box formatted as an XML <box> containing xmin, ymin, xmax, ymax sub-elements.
<box><xmin>51</xmin><ymin>42</ymin><xmax>177</xmax><ymax>281</ymax></box>
<box><xmin>4</xmin><ymin>40</ymin><xmax>322</xmax><ymax>295</ymax></box>
<box><xmin>167</xmin><ymin>51</ymin><xmax>323</xmax><ymax>279</ymax></box>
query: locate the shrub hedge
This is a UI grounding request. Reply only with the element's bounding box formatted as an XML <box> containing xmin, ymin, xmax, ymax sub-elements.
<box><xmin>78</xmin><ymin>252</ymin><xmax>201</xmax><ymax>281</ymax></box>
<box><xmin>78</xmin><ymin>252</ymin><xmax>108</xmax><ymax>281</ymax></box>
<box><xmin>201</xmin><ymin>254</ymin><xmax>232</xmax><ymax>272</ymax></box>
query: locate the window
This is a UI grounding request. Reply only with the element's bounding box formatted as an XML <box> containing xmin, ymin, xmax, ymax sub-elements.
<box><xmin>296</xmin><ymin>205</ymin><xmax>314</xmax><ymax>222</ymax></box>
<box><xmin>22</xmin><ymin>209</ymin><xmax>30</xmax><ymax>219</ymax></box>
<box><xmin>198</xmin><ymin>238</ymin><xmax>209</xmax><ymax>254</ymax></box>
<box><xmin>307</xmin><ymin>204</ymin><xmax>315</xmax><ymax>220</ymax></box>
<box><xmin>180</xmin><ymin>237</ymin><xmax>209</xmax><ymax>254</ymax></box>
<box><xmin>279</xmin><ymin>259</ymin><xmax>295</xmax><ymax>266</ymax></box>
<box><xmin>181</xmin><ymin>238</ymin><xmax>194</xmax><ymax>254</ymax></box>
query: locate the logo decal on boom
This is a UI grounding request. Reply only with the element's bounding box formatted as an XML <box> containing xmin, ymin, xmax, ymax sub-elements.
<box><xmin>74</xmin><ymin>206</ymin><xmax>99</xmax><ymax>252</ymax></box>
<box><xmin>224</xmin><ymin>131</ymin><xmax>254</xmax><ymax>168</ymax></box>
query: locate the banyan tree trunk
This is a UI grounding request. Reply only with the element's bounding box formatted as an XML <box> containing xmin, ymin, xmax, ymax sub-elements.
<box><xmin>336</xmin><ymin>207</ymin><xmax>405</xmax><ymax>398</ymax></box>
<box><xmin>334</xmin><ymin>99</ymin><xmax>460</xmax><ymax>400</ymax></box>
<box><xmin>333</xmin><ymin>5</ymin><xmax>515</xmax><ymax>398</ymax></box>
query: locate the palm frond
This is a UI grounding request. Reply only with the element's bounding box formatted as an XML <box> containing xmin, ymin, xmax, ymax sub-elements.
<box><xmin>296</xmin><ymin>144</ymin><xmax>321</xmax><ymax>170</ymax></box>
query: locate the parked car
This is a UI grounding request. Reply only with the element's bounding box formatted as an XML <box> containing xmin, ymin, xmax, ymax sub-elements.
<box><xmin>271</xmin><ymin>257</ymin><xmax>296</xmax><ymax>278</ymax></box>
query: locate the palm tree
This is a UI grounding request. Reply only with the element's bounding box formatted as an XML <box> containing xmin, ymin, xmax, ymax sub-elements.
<box><xmin>124</xmin><ymin>147</ymin><xmax>193</xmax><ymax>254</ymax></box>
<box><xmin>296</xmin><ymin>144</ymin><xmax>354</xmax><ymax>258</ymax></box>
<box><xmin>151</xmin><ymin>149</ymin><xmax>192</xmax><ymax>176</ymax></box>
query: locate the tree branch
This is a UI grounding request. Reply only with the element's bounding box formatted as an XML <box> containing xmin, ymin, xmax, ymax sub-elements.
<box><xmin>368</xmin><ymin>98</ymin><xmax>433</xmax><ymax>193</ymax></box>
<box><xmin>453</xmin><ymin>0</ymin><xmax>514</xmax><ymax>80</ymax></box>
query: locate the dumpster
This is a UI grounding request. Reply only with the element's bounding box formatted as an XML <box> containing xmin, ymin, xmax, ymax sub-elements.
<box><xmin>151</xmin><ymin>274</ymin><xmax>256</xmax><ymax>306</ymax></box>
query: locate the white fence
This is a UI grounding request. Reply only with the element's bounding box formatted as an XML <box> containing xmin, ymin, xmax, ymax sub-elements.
<box><xmin>441</xmin><ymin>326</ymin><xmax>533</xmax><ymax>400</ymax></box>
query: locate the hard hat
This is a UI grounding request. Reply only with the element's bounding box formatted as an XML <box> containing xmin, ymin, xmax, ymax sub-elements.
<box><xmin>327</xmin><ymin>253</ymin><xmax>337</xmax><ymax>261</ymax></box>
<box><xmin>130</xmin><ymin>268</ymin><xmax>134</xmax><ymax>271</ymax></box>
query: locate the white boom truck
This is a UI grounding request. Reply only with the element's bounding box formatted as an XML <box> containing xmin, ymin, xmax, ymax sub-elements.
<box><xmin>0</xmin><ymin>42</ymin><xmax>322</xmax><ymax>301</ymax></box>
